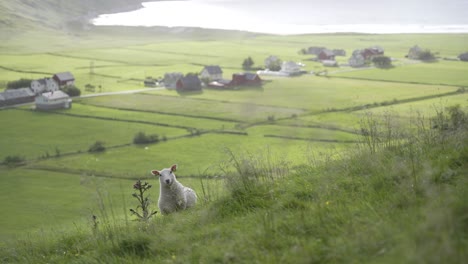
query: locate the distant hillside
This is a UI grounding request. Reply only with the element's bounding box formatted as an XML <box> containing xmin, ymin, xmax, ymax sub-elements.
<box><xmin>0</xmin><ymin>0</ymin><xmax>145</xmax><ymax>35</ymax></box>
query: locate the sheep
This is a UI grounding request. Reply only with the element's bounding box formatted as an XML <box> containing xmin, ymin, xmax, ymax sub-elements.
<box><xmin>151</xmin><ymin>164</ymin><xmax>197</xmax><ymax>215</ymax></box>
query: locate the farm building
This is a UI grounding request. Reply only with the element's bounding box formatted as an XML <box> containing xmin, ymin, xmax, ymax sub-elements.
<box><xmin>0</xmin><ymin>88</ymin><xmax>35</xmax><ymax>107</ymax></box>
<box><xmin>208</xmin><ymin>73</ymin><xmax>262</xmax><ymax>89</ymax></box>
<box><xmin>35</xmin><ymin>90</ymin><xmax>72</xmax><ymax>110</ymax></box>
<box><xmin>318</xmin><ymin>49</ymin><xmax>336</xmax><ymax>61</ymax></box>
<box><xmin>200</xmin><ymin>65</ymin><xmax>223</xmax><ymax>81</ymax></box>
<box><xmin>163</xmin><ymin>72</ymin><xmax>183</xmax><ymax>89</ymax></box>
<box><xmin>176</xmin><ymin>75</ymin><xmax>202</xmax><ymax>92</ymax></box>
<box><xmin>53</xmin><ymin>72</ymin><xmax>75</xmax><ymax>87</ymax></box>
<box><xmin>31</xmin><ymin>77</ymin><xmax>59</xmax><ymax>94</ymax></box>
<box><xmin>232</xmin><ymin>73</ymin><xmax>262</xmax><ymax>86</ymax></box>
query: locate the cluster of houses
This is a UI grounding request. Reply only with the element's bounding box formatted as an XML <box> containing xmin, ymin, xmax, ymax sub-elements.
<box><xmin>0</xmin><ymin>72</ymin><xmax>74</xmax><ymax>110</ymax></box>
<box><xmin>161</xmin><ymin>65</ymin><xmax>263</xmax><ymax>91</ymax></box>
<box><xmin>304</xmin><ymin>46</ymin><xmax>347</xmax><ymax>67</ymax></box>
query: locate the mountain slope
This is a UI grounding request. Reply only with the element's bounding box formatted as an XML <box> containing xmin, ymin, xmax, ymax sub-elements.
<box><xmin>0</xmin><ymin>0</ymin><xmax>145</xmax><ymax>36</ymax></box>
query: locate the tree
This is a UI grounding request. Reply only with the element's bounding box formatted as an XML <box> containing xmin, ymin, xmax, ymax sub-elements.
<box><xmin>264</xmin><ymin>55</ymin><xmax>282</xmax><ymax>71</ymax></box>
<box><xmin>242</xmin><ymin>56</ymin><xmax>254</xmax><ymax>70</ymax></box>
<box><xmin>133</xmin><ymin>132</ymin><xmax>159</xmax><ymax>144</ymax></box>
<box><xmin>372</xmin><ymin>55</ymin><xmax>392</xmax><ymax>68</ymax></box>
<box><xmin>418</xmin><ymin>50</ymin><xmax>436</xmax><ymax>61</ymax></box>
<box><xmin>88</xmin><ymin>141</ymin><xmax>105</xmax><ymax>153</ymax></box>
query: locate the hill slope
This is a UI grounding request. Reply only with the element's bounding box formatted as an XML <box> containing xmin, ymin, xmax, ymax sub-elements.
<box><xmin>0</xmin><ymin>0</ymin><xmax>144</xmax><ymax>37</ymax></box>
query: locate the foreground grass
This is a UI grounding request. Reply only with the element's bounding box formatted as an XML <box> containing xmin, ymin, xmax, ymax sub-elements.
<box><xmin>1</xmin><ymin>110</ymin><xmax>466</xmax><ymax>263</ymax></box>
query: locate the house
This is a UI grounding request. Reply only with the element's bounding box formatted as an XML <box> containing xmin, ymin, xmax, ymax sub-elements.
<box><xmin>163</xmin><ymin>72</ymin><xmax>183</xmax><ymax>89</ymax></box>
<box><xmin>31</xmin><ymin>77</ymin><xmax>59</xmax><ymax>94</ymax></box>
<box><xmin>35</xmin><ymin>90</ymin><xmax>72</xmax><ymax>110</ymax></box>
<box><xmin>322</xmin><ymin>60</ymin><xmax>338</xmax><ymax>67</ymax></box>
<box><xmin>200</xmin><ymin>65</ymin><xmax>223</xmax><ymax>81</ymax></box>
<box><xmin>458</xmin><ymin>52</ymin><xmax>468</xmax><ymax>62</ymax></box>
<box><xmin>232</xmin><ymin>73</ymin><xmax>262</xmax><ymax>86</ymax></box>
<box><xmin>318</xmin><ymin>49</ymin><xmax>336</xmax><ymax>61</ymax></box>
<box><xmin>53</xmin><ymin>72</ymin><xmax>75</xmax><ymax>87</ymax></box>
<box><xmin>176</xmin><ymin>75</ymin><xmax>202</xmax><ymax>92</ymax></box>
<box><xmin>0</xmin><ymin>88</ymin><xmax>35</xmax><ymax>107</ymax></box>
<box><xmin>348</xmin><ymin>50</ymin><xmax>366</xmax><ymax>68</ymax></box>
<box><xmin>307</xmin><ymin>46</ymin><xmax>326</xmax><ymax>55</ymax></box>
<box><xmin>280</xmin><ymin>61</ymin><xmax>302</xmax><ymax>76</ymax></box>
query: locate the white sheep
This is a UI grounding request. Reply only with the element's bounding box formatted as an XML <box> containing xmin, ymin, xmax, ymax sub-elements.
<box><xmin>151</xmin><ymin>164</ymin><xmax>197</xmax><ymax>215</ymax></box>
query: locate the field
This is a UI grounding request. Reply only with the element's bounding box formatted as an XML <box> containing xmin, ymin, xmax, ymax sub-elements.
<box><xmin>0</xmin><ymin>28</ymin><xmax>467</xmax><ymax>263</ymax></box>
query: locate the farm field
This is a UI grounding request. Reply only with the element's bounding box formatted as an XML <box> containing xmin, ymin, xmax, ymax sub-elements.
<box><xmin>335</xmin><ymin>60</ymin><xmax>468</xmax><ymax>87</ymax></box>
<box><xmin>1</xmin><ymin>30</ymin><xmax>467</xmax><ymax>248</ymax></box>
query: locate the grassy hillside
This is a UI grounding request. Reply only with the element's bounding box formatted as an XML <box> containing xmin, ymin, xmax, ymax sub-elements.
<box><xmin>1</xmin><ymin>109</ymin><xmax>466</xmax><ymax>263</ymax></box>
<box><xmin>0</xmin><ymin>0</ymin><xmax>144</xmax><ymax>33</ymax></box>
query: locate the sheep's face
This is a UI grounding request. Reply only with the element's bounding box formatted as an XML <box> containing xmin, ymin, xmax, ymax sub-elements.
<box><xmin>151</xmin><ymin>164</ymin><xmax>177</xmax><ymax>187</ymax></box>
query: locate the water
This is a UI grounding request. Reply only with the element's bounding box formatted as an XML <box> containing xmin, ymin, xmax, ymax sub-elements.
<box><xmin>92</xmin><ymin>0</ymin><xmax>468</xmax><ymax>34</ymax></box>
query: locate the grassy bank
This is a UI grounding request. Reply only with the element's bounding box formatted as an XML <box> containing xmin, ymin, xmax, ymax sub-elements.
<box><xmin>1</xmin><ymin>107</ymin><xmax>466</xmax><ymax>263</ymax></box>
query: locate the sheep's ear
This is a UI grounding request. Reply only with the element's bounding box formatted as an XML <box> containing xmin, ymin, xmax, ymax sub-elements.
<box><xmin>151</xmin><ymin>170</ymin><xmax>160</xmax><ymax>176</ymax></box>
<box><xmin>170</xmin><ymin>164</ymin><xmax>177</xmax><ymax>172</ymax></box>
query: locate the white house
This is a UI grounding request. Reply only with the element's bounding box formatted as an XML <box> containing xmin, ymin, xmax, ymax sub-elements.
<box><xmin>31</xmin><ymin>78</ymin><xmax>59</xmax><ymax>94</ymax></box>
<box><xmin>35</xmin><ymin>90</ymin><xmax>72</xmax><ymax>110</ymax></box>
<box><xmin>280</xmin><ymin>61</ymin><xmax>302</xmax><ymax>76</ymax></box>
<box><xmin>200</xmin><ymin>65</ymin><xmax>223</xmax><ymax>81</ymax></box>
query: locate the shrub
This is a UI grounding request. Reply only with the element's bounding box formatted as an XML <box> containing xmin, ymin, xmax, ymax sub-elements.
<box><xmin>61</xmin><ymin>85</ymin><xmax>81</xmax><ymax>96</ymax></box>
<box><xmin>6</xmin><ymin>79</ymin><xmax>33</xmax><ymax>90</ymax></box>
<box><xmin>3</xmin><ymin>155</ymin><xmax>25</xmax><ymax>166</ymax></box>
<box><xmin>372</xmin><ymin>55</ymin><xmax>392</xmax><ymax>68</ymax></box>
<box><xmin>133</xmin><ymin>132</ymin><xmax>159</xmax><ymax>144</ymax></box>
<box><xmin>88</xmin><ymin>141</ymin><xmax>105</xmax><ymax>153</ymax></box>
<box><xmin>418</xmin><ymin>50</ymin><xmax>437</xmax><ymax>61</ymax></box>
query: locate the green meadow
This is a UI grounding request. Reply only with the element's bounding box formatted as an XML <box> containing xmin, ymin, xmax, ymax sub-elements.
<box><xmin>0</xmin><ymin>27</ymin><xmax>467</xmax><ymax>262</ymax></box>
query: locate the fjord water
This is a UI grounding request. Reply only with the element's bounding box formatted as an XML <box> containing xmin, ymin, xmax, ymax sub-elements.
<box><xmin>92</xmin><ymin>0</ymin><xmax>468</xmax><ymax>34</ymax></box>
